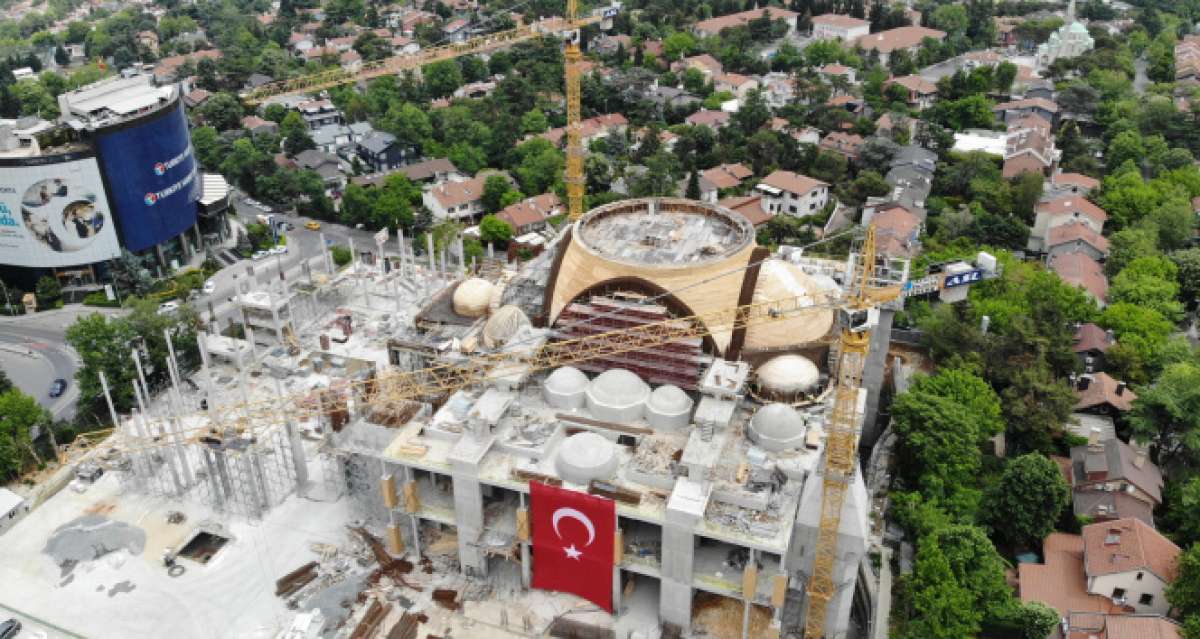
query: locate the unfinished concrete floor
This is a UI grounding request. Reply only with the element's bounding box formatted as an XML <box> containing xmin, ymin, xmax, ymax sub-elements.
<box><xmin>0</xmin><ymin>464</ymin><xmax>354</xmax><ymax>639</ymax></box>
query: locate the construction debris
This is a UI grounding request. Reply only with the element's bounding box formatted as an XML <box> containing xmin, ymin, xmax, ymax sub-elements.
<box><xmin>276</xmin><ymin>561</ymin><xmax>319</xmax><ymax>598</ymax></box>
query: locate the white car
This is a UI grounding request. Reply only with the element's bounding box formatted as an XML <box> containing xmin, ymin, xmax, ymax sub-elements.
<box><xmin>271</xmin><ymin>245</ymin><xmax>287</xmax><ymax>255</ymax></box>
<box><xmin>252</xmin><ymin>250</ymin><xmax>268</xmax><ymax>260</ymax></box>
<box><xmin>202</xmin><ymin>280</ymin><xmax>216</xmax><ymax>294</ymax></box>
<box><xmin>157</xmin><ymin>301</ymin><xmax>180</xmax><ymax>316</ymax></box>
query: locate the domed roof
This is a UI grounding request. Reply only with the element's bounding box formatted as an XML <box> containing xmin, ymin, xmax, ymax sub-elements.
<box><xmin>483</xmin><ymin>305</ymin><xmax>530</xmax><ymax>348</ymax></box>
<box><xmin>555</xmin><ymin>431</ymin><xmax>618</xmax><ymax>484</ymax></box>
<box><xmin>588</xmin><ymin>369</ymin><xmax>650</xmax><ymax>405</ymax></box>
<box><xmin>757</xmin><ymin>354</ymin><xmax>820</xmax><ymax>395</ymax></box>
<box><xmin>748</xmin><ymin>402</ymin><xmax>806</xmax><ymax>452</ymax></box>
<box><xmin>544</xmin><ymin>366</ymin><xmax>589</xmax><ymax>396</ymax></box>
<box><xmin>452</xmin><ymin>278</ymin><xmax>494</xmax><ymax>318</ymax></box>
<box><xmin>745</xmin><ymin>260</ymin><xmax>835</xmax><ymax>350</ymax></box>
<box><xmin>648</xmin><ymin>384</ymin><xmax>691</xmax><ymax>414</ymax></box>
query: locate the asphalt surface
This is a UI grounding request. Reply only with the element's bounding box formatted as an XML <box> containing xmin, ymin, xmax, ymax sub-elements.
<box><xmin>0</xmin><ymin>308</ymin><xmax>123</xmax><ymax>422</ymax></box>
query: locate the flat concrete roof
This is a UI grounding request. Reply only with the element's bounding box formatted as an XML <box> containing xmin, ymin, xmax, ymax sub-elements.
<box><xmin>575</xmin><ymin>198</ymin><xmax>754</xmax><ymax>267</ymax></box>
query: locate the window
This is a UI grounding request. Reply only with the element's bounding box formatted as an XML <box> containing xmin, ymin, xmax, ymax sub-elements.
<box><xmin>1136</xmin><ymin>572</ymin><xmax>1144</xmax><ymax>581</ymax></box>
<box><xmin>1112</xmin><ymin>588</ymin><xmax>1126</xmax><ymax>599</ymax></box>
<box><xmin>788</xmin><ymin>205</ymin><xmax>797</xmax><ymax>214</ymax></box>
<box><xmin>1139</xmin><ymin>594</ymin><xmax>1154</xmax><ymax>606</ymax></box>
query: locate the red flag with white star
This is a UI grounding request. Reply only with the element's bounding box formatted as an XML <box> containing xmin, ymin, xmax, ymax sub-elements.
<box><xmin>530</xmin><ymin>481</ymin><xmax>615</xmax><ymax>612</ymax></box>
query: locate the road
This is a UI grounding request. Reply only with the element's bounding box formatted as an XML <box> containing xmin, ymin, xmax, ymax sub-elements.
<box><xmin>0</xmin><ymin>601</ymin><xmax>81</xmax><ymax>638</ymax></box>
<box><xmin>0</xmin><ymin>307</ymin><xmax>122</xmax><ymax>422</ymax></box>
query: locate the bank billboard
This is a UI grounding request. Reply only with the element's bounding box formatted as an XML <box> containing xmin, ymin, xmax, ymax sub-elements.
<box><xmin>0</xmin><ymin>156</ymin><xmax>122</xmax><ymax>268</ymax></box>
<box><xmin>95</xmin><ymin>99</ymin><xmax>199</xmax><ymax>253</ymax></box>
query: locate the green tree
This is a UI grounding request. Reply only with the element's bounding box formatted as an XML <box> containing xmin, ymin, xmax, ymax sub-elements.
<box><xmin>900</xmin><ymin>542</ymin><xmax>981</xmax><ymax>639</ymax></box>
<box><xmin>1108</xmin><ymin>256</ymin><xmax>1184</xmax><ymax>323</ymax></box>
<box><xmin>1106</xmin><ymin>130</ymin><xmax>1145</xmax><ymax>172</ymax></box>
<box><xmin>191</xmin><ymin>126</ymin><xmax>224</xmax><ymax>169</ymax></box>
<box><xmin>330</xmin><ymin>245</ymin><xmax>352</xmax><ymax>267</ymax></box>
<box><xmin>353</xmin><ymin>31</ymin><xmax>391</xmax><ymax>61</ymax></box>
<box><xmin>982</xmin><ymin>454</ymin><xmax>1069</xmax><ymax>549</ymax></box>
<box><xmin>480</xmin><ymin>214</ymin><xmax>514</xmax><ymax>244</ymax></box>
<box><xmin>198</xmin><ymin>92</ymin><xmax>244</xmax><ymax>131</ymax></box>
<box><xmin>685</xmin><ymin>170</ymin><xmax>701</xmax><ymax>200</ymax></box>
<box><xmin>280</xmin><ymin>111</ymin><xmax>315</xmax><ymax>156</ymax></box>
<box><xmin>422</xmin><ymin>59</ymin><xmax>462</xmax><ymax>98</ymax></box>
<box><xmin>0</xmin><ymin>369</ymin><xmax>10</xmax><ymax>394</ymax></box>
<box><xmin>1168</xmin><ymin>544</ymin><xmax>1200</xmax><ymax>635</ymax></box>
<box><xmin>66</xmin><ymin>312</ymin><xmax>140</xmax><ymax>414</ymax></box>
<box><xmin>520</xmin><ymin>108</ymin><xmax>549</xmax><ymax>135</ymax></box>
<box><xmin>1148</xmin><ymin>198</ymin><xmax>1197</xmax><ymax>251</ymax></box>
<box><xmin>1171</xmin><ymin>248</ymin><xmax>1200</xmax><ymax>307</ymax></box>
<box><xmin>1106</xmin><ymin>225</ymin><xmax>1159</xmax><ymax>277</ymax></box>
<box><xmin>514</xmin><ymin>139</ymin><xmax>564</xmax><ymax>195</ymax></box>
<box><xmin>35</xmin><ymin>276</ymin><xmax>61</xmax><ymax>307</ymax></box>
<box><xmin>481</xmin><ymin>175</ymin><xmax>515</xmax><ymax>214</ymax></box>
<box><xmin>1130</xmin><ymin>362</ymin><xmax>1200</xmax><ymax>472</ymax></box>
<box><xmin>0</xmin><ymin>389</ymin><xmax>49</xmax><ymax>479</ymax></box>
<box><xmin>662</xmin><ymin>31</ymin><xmax>696</xmax><ymax>61</ymax></box>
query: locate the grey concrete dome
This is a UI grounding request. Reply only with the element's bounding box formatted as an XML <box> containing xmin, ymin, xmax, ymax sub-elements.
<box><xmin>483</xmin><ymin>305</ymin><xmax>530</xmax><ymax>348</ymax></box>
<box><xmin>586</xmin><ymin>369</ymin><xmax>650</xmax><ymax>423</ymax></box>
<box><xmin>543</xmin><ymin>366</ymin><xmax>589</xmax><ymax>410</ymax></box>
<box><xmin>748</xmin><ymin>402</ymin><xmax>807</xmax><ymax>451</ymax></box>
<box><xmin>452</xmin><ymin>278</ymin><xmax>494</xmax><ymax>317</ymax></box>
<box><xmin>644</xmin><ymin>384</ymin><xmax>693</xmax><ymax>430</ymax></box>
<box><xmin>757</xmin><ymin>354</ymin><xmax>821</xmax><ymax>397</ymax></box>
<box><xmin>555</xmin><ymin>431</ymin><xmax>618</xmax><ymax>485</ymax></box>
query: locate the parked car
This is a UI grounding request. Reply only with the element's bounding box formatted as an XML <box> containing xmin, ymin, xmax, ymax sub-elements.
<box><xmin>0</xmin><ymin>618</ymin><xmax>19</xmax><ymax>639</ymax></box>
<box><xmin>270</xmin><ymin>245</ymin><xmax>287</xmax><ymax>255</ymax></box>
<box><xmin>251</xmin><ymin>250</ymin><xmax>268</xmax><ymax>261</ymax></box>
<box><xmin>49</xmin><ymin>378</ymin><xmax>67</xmax><ymax>398</ymax></box>
<box><xmin>202</xmin><ymin>279</ymin><xmax>216</xmax><ymax>294</ymax></box>
<box><xmin>157</xmin><ymin>301</ymin><xmax>180</xmax><ymax>316</ymax></box>
<box><xmin>305</xmin><ymin>221</ymin><xmax>321</xmax><ymax>231</ymax></box>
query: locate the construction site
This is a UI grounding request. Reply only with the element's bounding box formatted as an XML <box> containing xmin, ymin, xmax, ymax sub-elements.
<box><xmin>0</xmin><ymin>193</ymin><xmax>938</xmax><ymax>639</ymax></box>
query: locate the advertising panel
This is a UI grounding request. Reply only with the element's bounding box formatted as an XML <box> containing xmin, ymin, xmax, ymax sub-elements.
<box><xmin>95</xmin><ymin>99</ymin><xmax>199</xmax><ymax>253</ymax></box>
<box><xmin>0</xmin><ymin>157</ymin><xmax>121</xmax><ymax>268</ymax></box>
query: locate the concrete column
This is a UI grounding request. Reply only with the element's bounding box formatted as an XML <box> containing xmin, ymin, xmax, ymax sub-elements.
<box><xmin>451</xmin><ymin>474</ymin><xmax>487</xmax><ymax>576</ymax></box>
<box><xmin>275</xmin><ymin>378</ymin><xmax>308</xmax><ymax>494</ymax></box>
<box><xmin>193</xmin><ymin>223</ymin><xmax>203</xmax><ymax>255</ymax></box>
<box><xmin>426</xmin><ymin>234</ymin><xmax>435</xmax><ymax>272</ymax></box>
<box><xmin>858</xmin><ymin>309</ymin><xmax>894</xmax><ymax>449</ymax></box>
<box><xmin>519</xmin><ymin>491</ymin><xmax>531</xmax><ymax>588</ymax></box>
<box><xmin>202</xmin><ymin>448</ymin><xmax>225</xmax><ymax>510</ymax></box>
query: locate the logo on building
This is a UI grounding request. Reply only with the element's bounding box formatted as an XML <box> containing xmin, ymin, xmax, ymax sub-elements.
<box><xmin>0</xmin><ymin>203</ymin><xmax>17</xmax><ymax>227</ymax></box>
<box><xmin>154</xmin><ymin>162</ymin><xmax>166</xmax><ymax>176</ymax></box>
<box><xmin>144</xmin><ymin>193</ymin><xmax>159</xmax><ymax>206</ymax></box>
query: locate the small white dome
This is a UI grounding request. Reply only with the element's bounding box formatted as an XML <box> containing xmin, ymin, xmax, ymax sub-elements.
<box><xmin>644</xmin><ymin>384</ymin><xmax>694</xmax><ymax>430</ymax></box>
<box><xmin>452</xmin><ymin>278</ymin><xmax>494</xmax><ymax>317</ymax></box>
<box><xmin>543</xmin><ymin>366</ymin><xmax>589</xmax><ymax>410</ymax></box>
<box><xmin>749</xmin><ymin>402</ymin><xmax>806</xmax><ymax>451</ymax></box>
<box><xmin>586</xmin><ymin>368</ymin><xmax>650</xmax><ymax>423</ymax></box>
<box><xmin>757</xmin><ymin>354</ymin><xmax>821</xmax><ymax>396</ymax></box>
<box><xmin>555</xmin><ymin>431</ymin><xmax>618</xmax><ymax>484</ymax></box>
<box><xmin>483</xmin><ymin>305</ymin><xmax>530</xmax><ymax>348</ymax></box>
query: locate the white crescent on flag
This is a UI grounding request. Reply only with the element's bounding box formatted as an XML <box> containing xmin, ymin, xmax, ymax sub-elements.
<box><xmin>551</xmin><ymin>507</ymin><xmax>596</xmax><ymax>546</ymax></box>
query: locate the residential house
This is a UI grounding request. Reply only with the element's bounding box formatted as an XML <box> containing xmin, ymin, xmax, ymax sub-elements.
<box><xmin>702</xmin><ymin>163</ymin><xmax>753</xmax><ymax>192</ymax></box>
<box><xmin>995</xmin><ymin>97</ymin><xmax>1059</xmax><ymax>125</ymax></box>
<box><xmin>885</xmin><ymin>146</ymin><xmax>937</xmax><ymax>218</ymax></box>
<box><xmin>885</xmin><ymin>75</ymin><xmax>937</xmax><ymax>110</ymax></box>
<box><xmin>454</xmin><ymin>81</ymin><xmax>497</xmax><ymax>99</ymax></box>
<box><xmin>399</xmin><ymin>10</ymin><xmax>437</xmax><ymax>36</ymax></box>
<box><xmin>245</xmin><ymin>73</ymin><xmax>274</xmax><ymax>90</ymax></box>
<box><xmin>856</xmin><ymin>26</ymin><xmax>946</xmax><ymax>65</ymax></box>
<box><xmin>592</xmin><ymin>34</ymin><xmax>632</xmax><ymax>56</ymax></box>
<box><xmin>137</xmin><ymin>30</ymin><xmax>159</xmax><ymax>54</ymax></box>
<box><xmin>496</xmin><ymin>192</ymin><xmax>561</xmax><ymax>235</ymax></box>
<box><xmin>1070</xmin><ymin>435</ymin><xmax>1162</xmax><ymax>526</ymax></box>
<box><xmin>719</xmin><ymin>195</ymin><xmax>773</xmax><ymax>227</ymax></box>
<box><xmin>674</xmin><ymin>54</ymin><xmax>724</xmax><ymax>79</ymax></box>
<box><xmin>1019</xmin><ymin>532</ymin><xmax>1124</xmax><ymax>623</ymax></box>
<box><xmin>1073</xmin><ymin>323</ymin><xmax>1116</xmax><ymax>372</ymax></box>
<box><xmin>756</xmin><ymin>170</ymin><xmax>830</xmax><ymax>216</ymax></box>
<box><xmin>645</xmin><ymin>84</ymin><xmax>703</xmax><ymax>111</ymax></box>
<box><xmin>693</xmin><ymin>7</ymin><xmax>799</xmax><ymax>38</ymax></box>
<box><xmin>292</xmin><ymin>149</ymin><xmax>346</xmax><ymax>195</ymax></box>
<box><xmin>1177</xmin><ymin>34</ymin><xmax>1200</xmax><ymax>83</ymax></box>
<box><xmin>1074</xmin><ymin>371</ymin><xmax>1137</xmax><ymax>414</ymax></box>
<box><xmin>183</xmin><ymin>88</ymin><xmax>211</xmax><ymax>109</ymax></box>
<box><xmin>1052</xmin><ymin>172</ymin><xmax>1101</xmax><ymax>194</ymax></box>
<box><xmin>963</xmin><ymin>49</ymin><xmax>1003</xmax><ymax>69</ymax></box>
<box><xmin>153</xmin><ymin>49</ymin><xmax>222</xmax><ymax>83</ymax></box>
<box><xmin>1080</xmin><ymin>518</ymin><xmax>1179</xmax><ymax>615</ymax></box>
<box><xmin>1050</xmin><ymin>252</ymin><xmax>1108</xmax><ymax>304</ymax></box>
<box><xmin>312</xmin><ymin>124</ymin><xmax>354</xmax><ymax>154</ymax></box>
<box><xmin>1062</xmin><ymin>613</ymin><xmax>1184</xmax><ymax>639</ymax></box>
<box><xmin>817</xmin><ymin>63</ymin><xmax>856</xmax><ymax>85</ymax></box>
<box><xmin>819</xmin><ymin>131</ymin><xmax>865</xmax><ymax>162</ymax></box>
<box><xmin>875</xmin><ymin>112</ymin><xmax>916</xmax><ymax>140</ymax></box>
<box><xmin>1030</xmin><ymin>194</ymin><xmax>1108</xmax><ymax>252</ymax></box>
<box><xmin>685</xmin><ymin>108</ymin><xmax>731</xmax><ymax>130</ymax></box>
<box><xmin>1004</xmin><ymin>116</ymin><xmax>1060</xmax><ymax>178</ymax></box>
<box><xmin>423</xmin><ymin>173</ymin><xmax>504</xmax><ymax>221</ymax></box>
<box><xmin>714</xmin><ymin>72</ymin><xmax>758</xmax><ymax>101</ymax></box>
<box><xmin>444</xmin><ymin>18</ymin><xmax>470</xmax><ymax>43</ymax></box>
<box><xmin>241</xmin><ymin>115</ymin><xmax>278</xmax><ymax>136</ymax></box>
<box><xmin>340</xmin><ymin>50</ymin><xmax>362</xmax><ymax>73</ymax></box>
<box><xmin>357</xmin><ymin>131</ymin><xmax>405</xmax><ymax>173</ymax></box>
<box><xmin>1047</xmin><ymin>221</ymin><xmax>1109</xmax><ymax>261</ymax></box>
<box><xmin>538</xmin><ymin>113</ymin><xmax>628</xmax><ymax>147</ymax></box>
<box><xmin>811</xmin><ymin>13</ymin><xmax>869</xmax><ymax>41</ymax></box>
<box><xmin>297</xmin><ymin>99</ymin><xmax>342</xmax><ymax>130</ymax></box>
<box><xmin>391</xmin><ymin>36</ymin><xmax>420</xmax><ymax>55</ymax></box>
<box><xmin>761</xmin><ymin>72</ymin><xmax>797</xmax><ymax>107</ymax></box>
<box><xmin>826</xmin><ymin>94</ymin><xmax>865</xmax><ymax>115</ymax></box>
<box><xmin>862</xmin><ymin>203</ymin><xmax>921</xmax><ymax>257</ymax></box>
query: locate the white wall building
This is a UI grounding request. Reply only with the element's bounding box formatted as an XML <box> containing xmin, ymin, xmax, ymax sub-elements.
<box><xmin>756</xmin><ymin>170</ymin><xmax>830</xmax><ymax>216</ymax></box>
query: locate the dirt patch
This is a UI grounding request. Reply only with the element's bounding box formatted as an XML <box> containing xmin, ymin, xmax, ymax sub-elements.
<box><xmin>691</xmin><ymin>592</ymin><xmax>772</xmax><ymax>639</ymax></box>
<box><xmin>85</xmin><ymin>501</ymin><xmax>116</xmax><ymax>516</ymax></box>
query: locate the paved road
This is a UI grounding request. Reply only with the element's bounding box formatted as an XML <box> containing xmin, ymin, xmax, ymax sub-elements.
<box><xmin>0</xmin><ymin>307</ymin><xmax>123</xmax><ymax>421</ymax></box>
<box><xmin>0</xmin><ymin>601</ymin><xmax>80</xmax><ymax>638</ymax></box>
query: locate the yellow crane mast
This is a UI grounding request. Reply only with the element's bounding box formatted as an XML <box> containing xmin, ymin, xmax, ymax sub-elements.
<box><xmin>563</xmin><ymin>0</ymin><xmax>585</xmax><ymax>221</ymax></box>
<box><xmin>804</xmin><ymin>225</ymin><xmax>899</xmax><ymax>638</ymax></box>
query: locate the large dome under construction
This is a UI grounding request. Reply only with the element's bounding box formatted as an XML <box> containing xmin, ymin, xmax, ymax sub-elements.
<box><xmin>574</xmin><ymin>198</ymin><xmax>755</xmax><ymax>268</ymax></box>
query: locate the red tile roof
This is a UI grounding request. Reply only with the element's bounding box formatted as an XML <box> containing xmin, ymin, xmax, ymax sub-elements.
<box><xmin>694</xmin><ymin>7</ymin><xmax>799</xmax><ymax>35</ymax></box>
<box><xmin>1037</xmin><ymin>195</ymin><xmax>1109</xmax><ymax>225</ymax></box>
<box><xmin>1073</xmin><ymin>323</ymin><xmax>1114</xmax><ymax>354</ymax></box>
<box><xmin>1003</xmin><ymin>153</ymin><xmax>1050</xmax><ymax>178</ymax></box>
<box><xmin>685</xmin><ymin>109</ymin><xmax>731</xmax><ymax>128</ymax></box>
<box><xmin>856</xmin><ymin>26</ymin><xmax>946</xmax><ymax>53</ymax></box>
<box><xmin>871</xmin><ymin>204</ymin><xmax>921</xmax><ymax>256</ymax></box>
<box><xmin>538</xmin><ymin>113</ymin><xmax>628</xmax><ymax>145</ymax></box>
<box><xmin>1074</xmin><ymin>372</ymin><xmax>1137</xmax><ymax>412</ymax></box>
<box><xmin>761</xmin><ymin>170</ymin><xmax>828</xmax><ymax>195</ymax></box>
<box><xmin>701</xmin><ymin>163</ymin><xmax>753</xmax><ymax>190</ymax></box>
<box><xmin>1049</xmin><ymin>252</ymin><xmax>1108</xmax><ymax>301</ymax></box>
<box><xmin>1048</xmin><ymin>221</ymin><xmax>1110</xmax><ymax>254</ymax></box>
<box><xmin>496</xmin><ymin>192</ymin><xmax>560</xmax><ymax>230</ymax></box>
<box><xmin>887</xmin><ymin>74</ymin><xmax>936</xmax><ymax>94</ymax></box>
<box><xmin>995</xmin><ymin>97</ymin><xmax>1060</xmax><ymax>113</ymax></box>
<box><xmin>812</xmin><ymin>13</ymin><xmax>868</xmax><ymax>28</ymax></box>
<box><xmin>1068</xmin><ymin>614</ymin><xmax>1184</xmax><ymax>639</ymax></box>
<box><xmin>818</xmin><ymin>63</ymin><xmax>853</xmax><ymax>75</ymax></box>
<box><xmin>429</xmin><ymin>174</ymin><xmax>490</xmax><ymax>209</ymax></box>
<box><xmin>719</xmin><ymin>195</ymin><xmax>773</xmax><ymax>227</ymax></box>
<box><xmin>1054</xmin><ymin>172</ymin><xmax>1101</xmax><ymax>192</ymax></box>
<box><xmin>1082</xmin><ymin>518</ymin><xmax>1179</xmax><ymax>582</ymax></box>
<box><xmin>1019</xmin><ymin>532</ymin><xmax>1120</xmax><ymax>617</ymax></box>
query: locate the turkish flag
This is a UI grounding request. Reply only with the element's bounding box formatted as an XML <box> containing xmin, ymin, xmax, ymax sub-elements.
<box><xmin>530</xmin><ymin>481</ymin><xmax>616</xmax><ymax>612</ymax></box>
